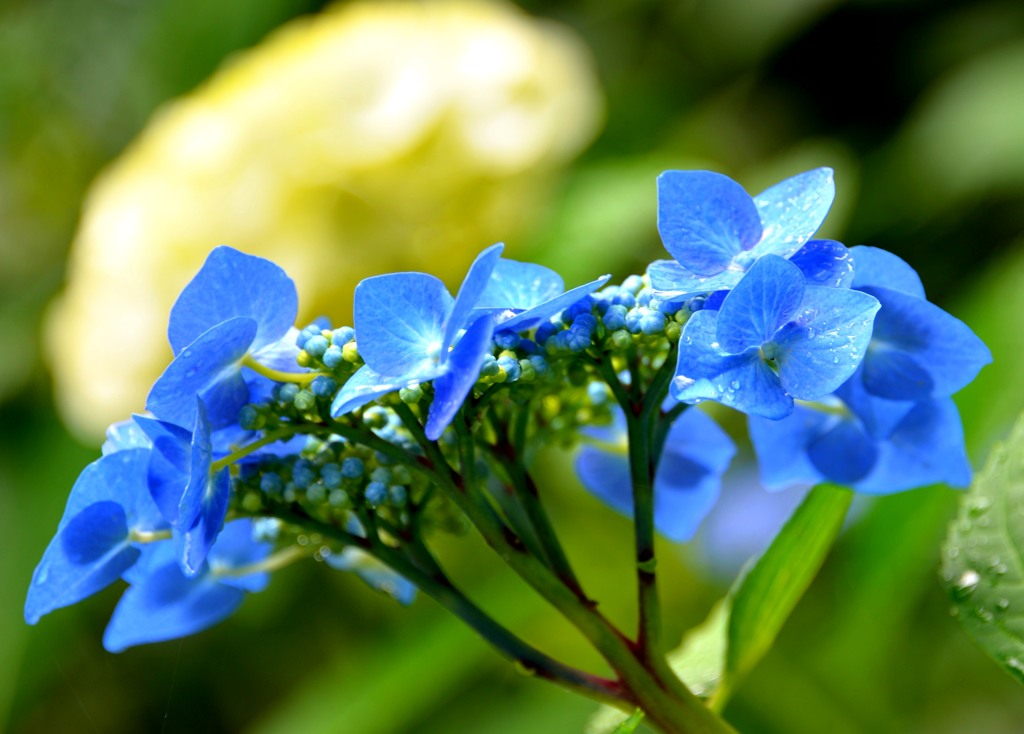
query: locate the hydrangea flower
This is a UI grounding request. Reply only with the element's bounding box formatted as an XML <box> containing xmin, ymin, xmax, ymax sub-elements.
<box><xmin>103</xmin><ymin>520</ymin><xmax>272</xmax><ymax>652</ymax></box>
<box><xmin>134</xmin><ymin>403</ymin><xmax>231</xmax><ymax>576</ymax></box>
<box><xmin>25</xmin><ymin>448</ymin><xmax>168</xmax><ymax>625</ymax></box>
<box><xmin>672</xmin><ymin>255</ymin><xmax>880</xmax><ymax>419</ymax></box>
<box><xmin>575</xmin><ymin>406</ymin><xmax>735</xmax><ymax>541</ymax></box>
<box><xmin>748</xmin><ymin>376</ymin><xmax>972</xmax><ymax>493</ymax></box>
<box><xmin>331</xmin><ymin>244</ymin><xmax>503</xmax><ymax>439</ymax></box>
<box><xmin>147</xmin><ymin>246</ymin><xmax>305</xmax><ymax>429</ymax></box>
<box><xmin>473</xmin><ymin>259</ymin><xmax>610</xmax><ymax>332</ymax></box>
<box><xmin>649</xmin><ymin>168</ymin><xmax>836</xmax><ymax>300</ymax></box>
<box><xmin>746</xmin><ymin>246</ymin><xmax>990</xmax><ymax>493</ymax></box>
<box><xmin>848</xmin><ymin>246</ymin><xmax>991</xmax><ymax>402</ymax></box>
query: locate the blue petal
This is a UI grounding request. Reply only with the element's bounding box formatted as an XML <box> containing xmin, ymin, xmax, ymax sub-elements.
<box><xmin>752</xmin><ymin>168</ymin><xmax>835</xmax><ymax>258</ymax></box>
<box><xmin>103</xmin><ymin>558</ymin><xmax>245</xmax><ymax>652</ymax></box>
<box><xmin>178</xmin><ymin>401</ymin><xmax>214</xmax><ymax>531</ymax></box>
<box><xmin>208</xmin><ymin>520</ymin><xmax>273</xmax><ymax>593</ymax></box>
<box><xmin>674</xmin><ymin>310</ymin><xmax>792</xmax><ymax>419</ymax></box>
<box><xmin>326</xmin><ymin>548</ymin><xmax>417</xmax><ymax>605</ymax></box>
<box><xmin>168</xmin><ymin>246</ymin><xmax>298</xmax><ymax>355</ymax></box>
<box><xmin>250</xmin><ymin>328</ymin><xmax>308</xmax><ymax>374</ymax></box>
<box><xmin>716</xmin><ymin>255</ymin><xmax>806</xmax><ymax>352</ymax></box>
<box><xmin>476</xmin><ymin>259</ymin><xmax>563</xmax><ymax>310</ymax></box>
<box><xmin>330</xmin><ymin>363</ymin><xmax>443</xmax><ymax>417</ymax></box>
<box><xmin>850</xmin><ymin>246</ymin><xmax>925</xmax><ymax>298</ymax></box>
<box><xmin>653</xmin><ymin>408</ymin><xmax>736</xmax><ymax>541</ymax></box>
<box><xmin>748</xmin><ymin>407</ymin><xmax>830</xmax><ymax>491</ymax></box>
<box><xmin>575</xmin><ymin>445</ymin><xmax>633</xmax><ymax>519</ymax></box>
<box><xmin>25</xmin><ymin>448</ymin><xmax>165</xmax><ymax>623</ymax></box>
<box><xmin>444</xmin><ymin>243</ymin><xmax>503</xmax><ymax>351</ymax></box>
<box><xmin>102</xmin><ymin>420</ymin><xmax>152</xmax><ymax>455</ymax></box>
<box><xmin>134</xmin><ymin>415</ymin><xmax>192</xmax><ymax>524</ymax></box>
<box><xmin>772</xmin><ymin>285</ymin><xmax>880</xmax><ymax>400</ymax></box>
<box><xmin>806</xmin><ymin>419</ymin><xmax>878</xmax><ymax>484</ymax></box>
<box><xmin>497</xmin><ymin>274</ymin><xmax>611</xmax><ymax>332</ymax></box>
<box><xmin>147</xmin><ymin>317</ymin><xmax>256</xmax><ymax>429</ymax></box>
<box><xmin>859</xmin><ymin>285</ymin><xmax>992</xmax><ymax>401</ymax></box>
<box><xmin>425</xmin><ymin>315</ymin><xmax>495</xmax><ymax>440</ymax></box>
<box><xmin>647</xmin><ymin>260</ymin><xmax>742</xmax><ymax>301</ymax></box>
<box><xmin>854</xmin><ymin>398</ymin><xmax>972</xmax><ymax>494</ymax></box>
<box><xmin>354</xmin><ymin>273</ymin><xmax>453</xmax><ymax>376</ymax></box>
<box><xmin>657</xmin><ymin>171</ymin><xmax>762</xmax><ymax>275</ymax></box>
<box><xmin>788</xmin><ymin>240</ymin><xmax>855</xmax><ymax>288</ymax></box>
<box><xmin>835</xmin><ymin>369</ymin><xmax>915</xmax><ymax>439</ymax></box>
<box><xmin>178</xmin><ymin>468</ymin><xmax>231</xmax><ymax>576</ymax></box>
<box><xmin>25</xmin><ymin>503</ymin><xmax>139</xmax><ymax>624</ymax></box>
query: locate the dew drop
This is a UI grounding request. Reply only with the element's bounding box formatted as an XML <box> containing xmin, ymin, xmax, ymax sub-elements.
<box><xmin>186</xmin><ymin>368</ymin><xmax>197</xmax><ymax>378</ymax></box>
<box><xmin>729</xmin><ymin>380</ymin><xmax>740</xmax><ymax>391</ymax></box>
<box><xmin>996</xmin><ymin>598</ymin><xmax>1010</xmax><ymax>612</ymax></box>
<box><xmin>974</xmin><ymin>606</ymin><xmax>994</xmax><ymax>623</ymax></box>
<box><xmin>968</xmin><ymin>498</ymin><xmax>991</xmax><ymax>517</ymax></box>
<box><xmin>35</xmin><ymin>565</ymin><xmax>50</xmax><ymax>585</ymax></box>
<box><xmin>1003</xmin><ymin>656</ymin><xmax>1024</xmax><ymax>680</ymax></box>
<box><xmin>952</xmin><ymin>569</ymin><xmax>980</xmax><ymax>600</ymax></box>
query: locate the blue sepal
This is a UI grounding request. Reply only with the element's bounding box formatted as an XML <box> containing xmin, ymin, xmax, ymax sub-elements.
<box><xmin>168</xmin><ymin>246</ymin><xmax>298</xmax><ymax>355</ymax></box>
<box><xmin>788</xmin><ymin>239</ymin><xmax>854</xmax><ymax>288</ymax></box>
<box><xmin>425</xmin><ymin>314</ymin><xmax>495</xmax><ymax>440</ymax></box>
<box><xmin>752</xmin><ymin>168</ymin><xmax>834</xmax><ymax>258</ymax></box>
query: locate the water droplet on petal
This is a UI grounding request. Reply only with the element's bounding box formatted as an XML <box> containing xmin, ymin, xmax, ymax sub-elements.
<box><xmin>35</xmin><ymin>565</ymin><xmax>50</xmax><ymax>585</ymax></box>
<box><xmin>996</xmin><ymin>598</ymin><xmax>1010</xmax><ymax>612</ymax></box>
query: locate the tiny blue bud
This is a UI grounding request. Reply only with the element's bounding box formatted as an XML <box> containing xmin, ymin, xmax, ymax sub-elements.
<box><xmin>639</xmin><ymin>309</ymin><xmax>667</xmax><ymax>335</ymax></box>
<box><xmin>529</xmin><ymin>354</ymin><xmax>550</xmax><ymax>376</ymax></box>
<box><xmin>622</xmin><ymin>275</ymin><xmax>644</xmax><ymax>293</ymax></box>
<box><xmin>311</xmin><ymin>375</ymin><xmax>338</xmax><ymax>398</ymax></box>
<box><xmin>497</xmin><ymin>356</ymin><xmax>521</xmax><ymax>382</ymax></box>
<box><xmin>329</xmin><ymin>489</ymin><xmax>350</xmax><ymax>508</ymax></box>
<box><xmin>587</xmin><ymin>382</ymin><xmax>608</xmax><ymax>405</ymax></box>
<box><xmin>562</xmin><ymin>296</ymin><xmax>594</xmax><ymax>323</ymax></box>
<box><xmin>293</xmin><ymin>460</ymin><xmax>316</xmax><ymax>489</ymax></box>
<box><xmin>341</xmin><ymin>457</ymin><xmax>364</xmax><ymax>479</ymax></box>
<box><xmin>480</xmin><ymin>355</ymin><xmax>502</xmax><ymax>378</ymax></box>
<box><xmin>534</xmin><ymin>321</ymin><xmax>559</xmax><ymax>345</ymax></box>
<box><xmin>238</xmin><ymin>405</ymin><xmax>264</xmax><ymax>431</ymax></box>
<box><xmin>322</xmin><ymin>345</ymin><xmax>344</xmax><ymax>369</ymax></box>
<box><xmin>332</xmin><ymin>326</ymin><xmax>356</xmax><ymax>345</ymax></box>
<box><xmin>278</xmin><ymin>383</ymin><xmax>300</xmax><ymax>404</ymax></box>
<box><xmin>363</xmin><ymin>406</ymin><xmax>389</xmax><ymax>429</ymax></box>
<box><xmin>370</xmin><ymin>466</ymin><xmax>391</xmax><ymax>484</ymax></box>
<box><xmin>636</xmin><ymin>288</ymin><xmax>653</xmax><ymax>307</ymax></box>
<box><xmin>389</xmin><ymin>485</ymin><xmax>408</xmax><ymax>505</ymax></box>
<box><xmin>321</xmin><ymin>462</ymin><xmax>343</xmax><ymax>488</ymax></box>
<box><xmin>365</xmin><ymin>481</ymin><xmax>388</xmax><ymax>507</ymax></box>
<box><xmin>687</xmin><ymin>295</ymin><xmax>707</xmax><ymax>313</ymax></box>
<box><xmin>493</xmin><ymin>330</ymin><xmax>521</xmax><ymax>350</ymax></box>
<box><xmin>260</xmin><ymin>473</ymin><xmax>284</xmax><ymax>495</ymax></box>
<box><xmin>294</xmin><ymin>389</ymin><xmax>316</xmax><ymax>411</ymax></box>
<box><xmin>305</xmin><ymin>335</ymin><xmax>329</xmax><ymax>358</ymax></box>
<box><xmin>603</xmin><ymin>304</ymin><xmax>628</xmax><ymax>331</ymax></box>
<box><xmin>307</xmin><ymin>484</ymin><xmax>327</xmax><ymax>503</ymax></box>
<box><xmin>565</xmin><ymin>326</ymin><xmax>593</xmax><ymax>352</ymax></box>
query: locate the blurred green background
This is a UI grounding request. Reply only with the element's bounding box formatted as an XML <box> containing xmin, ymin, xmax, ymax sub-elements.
<box><xmin>3</xmin><ymin>0</ymin><xmax>1024</xmax><ymax>731</ymax></box>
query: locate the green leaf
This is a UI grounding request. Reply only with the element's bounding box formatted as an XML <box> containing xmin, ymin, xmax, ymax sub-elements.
<box><xmin>667</xmin><ymin>599</ymin><xmax>729</xmax><ymax>699</ymax></box>
<box><xmin>610</xmin><ymin>710</ymin><xmax>645</xmax><ymax>733</ymax></box>
<box><xmin>943</xmin><ymin>413</ymin><xmax>1024</xmax><ymax>685</ymax></box>
<box><xmin>721</xmin><ymin>483</ymin><xmax>852</xmax><ymax>704</ymax></box>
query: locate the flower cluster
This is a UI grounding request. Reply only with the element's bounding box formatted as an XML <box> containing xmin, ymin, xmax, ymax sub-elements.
<box><xmin>27</xmin><ymin>167</ymin><xmax>989</xmax><ymax>651</ymax></box>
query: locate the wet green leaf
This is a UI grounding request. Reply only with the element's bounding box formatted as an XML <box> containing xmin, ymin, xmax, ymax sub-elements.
<box><xmin>944</xmin><ymin>413</ymin><xmax>1024</xmax><ymax>685</ymax></box>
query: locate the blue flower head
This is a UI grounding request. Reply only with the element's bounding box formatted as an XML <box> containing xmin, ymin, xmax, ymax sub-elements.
<box><xmin>147</xmin><ymin>246</ymin><xmax>304</xmax><ymax>429</ymax></box>
<box><xmin>748</xmin><ymin>375</ymin><xmax>972</xmax><ymax>494</ymax></box>
<box><xmin>649</xmin><ymin>168</ymin><xmax>836</xmax><ymax>300</ymax></box>
<box><xmin>575</xmin><ymin>406</ymin><xmax>735</xmax><ymax>541</ymax></box>
<box><xmin>848</xmin><ymin>246</ymin><xmax>991</xmax><ymax>402</ymax></box>
<box><xmin>25</xmin><ymin>448</ymin><xmax>168</xmax><ymax>625</ymax></box>
<box><xmin>331</xmin><ymin>244</ymin><xmax>504</xmax><ymax>440</ymax></box>
<box><xmin>672</xmin><ymin>255</ymin><xmax>880</xmax><ymax>419</ymax></box>
<box><xmin>103</xmin><ymin>519</ymin><xmax>272</xmax><ymax>652</ymax></box>
<box><xmin>134</xmin><ymin>401</ymin><xmax>231</xmax><ymax>576</ymax></box>
<box><xmin>473</xmin><ymin>259</ymin><xmax>610</xmax><ymax>333</ymax></box>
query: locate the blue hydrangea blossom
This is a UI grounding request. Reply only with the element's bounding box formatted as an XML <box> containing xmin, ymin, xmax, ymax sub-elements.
<box><xmin>25</xmin><ymin>448</ymin><xmax>168</xmax><ymax>625</ymax></box>
<box><xmin>649</xmin><ymin>168</ymin><xmax>835</xmax><ymax>300</ymax></box>
<box><xmin>672</xmin><ymin>255</ymin><xmax>880</xmax><ymax>419</ymax></box>
<box><xmin>575</xmin><ymin>406</ymin><xmax>736</xmax><ymax>541</ymax></box>
<box><xmin>147</xmin><ymin>246</ymin><xmax>306</xmax><ymax>429</ymax></box>
<box><xmin>103</xmin><ymin>520</ymin><xmax>272</xmax><ymax>652</ymax></box>
<box><xmin>473</xmin><ymin>258</ymin><xmax>610</xmax><ymax>332</ymax></box>
<box><xmin>331</xmin><ymin>244</ymin><xmax>503</xmax><ymax>440</ymax></box>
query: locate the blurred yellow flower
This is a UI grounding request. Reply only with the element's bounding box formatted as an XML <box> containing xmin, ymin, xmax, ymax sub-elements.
<box><xmin>47</xmin><ymin>0</ymin><xmax>602</xmax><ymax>440</ymax></box>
